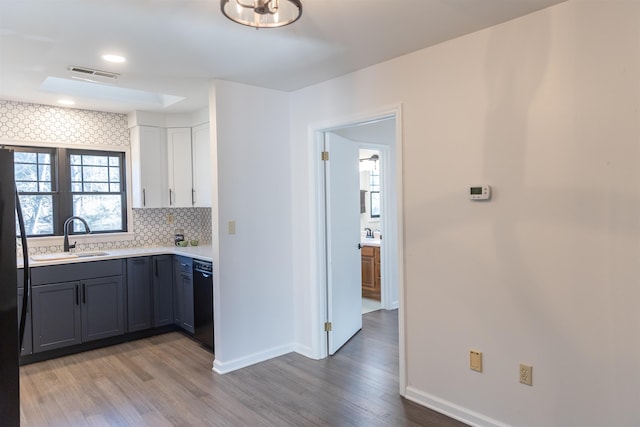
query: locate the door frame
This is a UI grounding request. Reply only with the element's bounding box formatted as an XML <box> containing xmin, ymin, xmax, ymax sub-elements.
<box><xmin>310</xmin><ymin>104</ymin><xmax>406</xmax><ymax>395</ymax></box>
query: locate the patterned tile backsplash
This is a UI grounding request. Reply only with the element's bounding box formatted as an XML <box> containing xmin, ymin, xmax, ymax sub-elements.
<box><xmin>1</xmin><ymin>99</ymin><xmax>213</xmax><ymax>254</ymax></box>
<box><xmin>0</xmin><ymin>100</ymin><xmax>129</xmax><ymax>146</ymax></box>
<box><xmin>22</xmin><ymin>208</ymin><xmax>212</xmax><ymax>255</ymax></box>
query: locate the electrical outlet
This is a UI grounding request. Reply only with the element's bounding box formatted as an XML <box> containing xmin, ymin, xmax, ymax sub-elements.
<box><xmin>167</xmin><ymin>214</ymin><xmax>174</xmax><ymax>224</ymax></box>
<box><xmin>228</xmin><ymin>220</ymin><xmax>236</xmax><ymax>235</ymax></box>
<box><xmin>520</xmin><ymin>363</ymin><xmax>533</xmax><ymax>386</ymax></box>
<box><xmin>470</xmin><ymin>350</ymin><xmax>483</xmax><ymax>372</ymax></box>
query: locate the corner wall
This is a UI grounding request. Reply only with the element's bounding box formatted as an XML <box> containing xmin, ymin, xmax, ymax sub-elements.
<box><xmin>290</xmin><ymin>2</ymin><xmax>640</xmax><ymax>425</ymax></box>
<box><xmin>209</xmin><ymin>80</ymin><xmax>295</xmax><ymax>372</ymax></box>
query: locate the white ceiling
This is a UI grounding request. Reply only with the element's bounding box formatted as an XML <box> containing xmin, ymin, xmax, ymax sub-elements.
<box><xmin>0</xmin><ymin>0</ymin><xmax>564</xmax><ymax>114</ymax></box>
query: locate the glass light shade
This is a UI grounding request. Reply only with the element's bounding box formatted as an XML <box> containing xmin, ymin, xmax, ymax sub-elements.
<box><xmin>221</xmin><ymin>0</ymin><xmax>302</xmax><ymax>28</ymax></box>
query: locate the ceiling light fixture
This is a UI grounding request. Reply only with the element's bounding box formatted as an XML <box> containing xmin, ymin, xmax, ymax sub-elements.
<box><xmin>221</xmin><ymin>0</ymin><xmax>302</xmax><ymax>28</ymax></box>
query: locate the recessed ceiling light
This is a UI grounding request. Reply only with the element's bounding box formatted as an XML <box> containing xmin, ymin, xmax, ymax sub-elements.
<box><xmin>57</xmin><ymin>99</ymin><xmax>75</xmax><ymax>106</ymax></box>
<box><xmin>102</xmin><ymin>54</ymin><xmax>126</xmax><ymax>63</ymax></box>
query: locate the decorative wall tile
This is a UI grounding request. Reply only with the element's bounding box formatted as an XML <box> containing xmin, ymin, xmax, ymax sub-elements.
<box><xmin>0</xmin><ymin>100</ymin><xmax>129</xmax><ymax>146</ymax></box>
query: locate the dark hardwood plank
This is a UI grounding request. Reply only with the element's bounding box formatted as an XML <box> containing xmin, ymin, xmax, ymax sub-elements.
<box><xmin>21</xmin><ymin>310</ymin><xmax>466</xmax><ymax>426</ymax></box>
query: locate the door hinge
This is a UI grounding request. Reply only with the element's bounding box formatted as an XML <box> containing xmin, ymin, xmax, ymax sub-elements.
<box><xmin>321</xmin><ymin>151</ymin><xmax>329</xmax><ymax>161</ymax></box>
<box><xmin>324</xmin><ymin>322</ymin><xmax>332</xmax><ymax>332</ymax></box>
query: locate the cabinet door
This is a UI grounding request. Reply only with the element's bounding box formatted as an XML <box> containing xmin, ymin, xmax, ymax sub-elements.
<box><xmin>173</xmin><ymin>258</ymin><xmax>184</xmax><ymax>327</ymax></box>
<box><xmin>192</xmin><ymin>123</ymin><xmax>211</xmax><ymax>207</ymax></box>
<box><xmin>153</xmin><ymin>255</ymin><xmax>174</xmax><ymax>327</ymax></box>
<box><xmin>81</xmin><ymin>276</ymin><xmax>125</xmax><ymax>342</ymax></box>
<box><xmin>131</xmin><ymin>125</ymin><xmax>167</xmax><ymax>208</ymax></box>
<box><xmin>32</xmin><ymin>281</ymin><xmax>82</xmax><ymax>353</ymax></box>
<box><xmin>167</xmin><ymin>127</ymin><xmax>193</xmax><ymax>207</ymax></box>
<box><xmin>173</xmin><ymin>256</ymin><xmax>192</xmax><ymax>329</ymax></box>
<box><xmin>361</xmin><ymin>255</ymin><xmax>375</xmax><ymax>292</ymax></box>
<box><xmin>17</xmin><ymin>286</ymin><xmax>32</xmax><ymax>356</ymax></box>
<box><xmin>182</xmin><ymin>272</ymin><xmax>195</xmax><ymax>334</ymax></box>
<box><xmin>127</xmin><ymin>257</ymin><xmax>152</xmax><ymax>332</ymax></box>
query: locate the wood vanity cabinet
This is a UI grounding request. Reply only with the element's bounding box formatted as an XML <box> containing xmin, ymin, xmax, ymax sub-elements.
<box><xmin>361</xmin><ymin>245</ymin><xmax>381</xmax><ymax>301</ymax></box>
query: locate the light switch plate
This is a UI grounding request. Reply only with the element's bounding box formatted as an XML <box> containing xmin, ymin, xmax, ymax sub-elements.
<box><xmin>228</xmin><ymin>220</ymin><xmax>236</xmax><ymax>235</ymax></box>
<box><xmin>470</xmin><ymin>350</ymin><xmax>483</xmax><ymax>372</ymax></box>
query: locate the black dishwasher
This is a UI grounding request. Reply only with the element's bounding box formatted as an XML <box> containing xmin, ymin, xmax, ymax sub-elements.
<box><xmin>193</xmin><ymin>260</ymin><xmax>214</xmax><ymax>352</ymax></box>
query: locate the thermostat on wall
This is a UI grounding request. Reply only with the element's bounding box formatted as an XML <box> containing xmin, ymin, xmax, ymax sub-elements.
<box><xmin>469</xmin><ymin>185</ymin><xmax>491</xmax><ymax>200</ymax></box>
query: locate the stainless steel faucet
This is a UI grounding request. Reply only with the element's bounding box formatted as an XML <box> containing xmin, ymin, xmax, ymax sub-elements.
<box><xmin>63</xmin><ymin>216</ymin><xmax>91</xmax><ymax>252</ymax></box>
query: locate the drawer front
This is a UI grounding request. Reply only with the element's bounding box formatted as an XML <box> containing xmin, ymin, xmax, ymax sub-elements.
<box><xmin>175</xmin><ymin>256</ymin><xmax>193</xmax><ymax>273</ymax></box>
<box><xmin>31</xmin><ymin>259</ymin><xmax>124</xmax><ymax>285</ymax></box>
<box><xmin>361</xmin><ymin>246</ymin><xmax>375</xmax><ymax>257</ymax></box>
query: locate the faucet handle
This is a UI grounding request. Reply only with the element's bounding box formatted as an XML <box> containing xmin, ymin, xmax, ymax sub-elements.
<box><xmin>69</xmin><ymin>241</ymin><xmax>76</xmax><ymax>250</ymax></box>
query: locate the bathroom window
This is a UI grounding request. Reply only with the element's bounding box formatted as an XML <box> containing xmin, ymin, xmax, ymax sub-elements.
<box><xmin>369</xmin><ymin>170</ymin><xmax>380</xmax><ymax>218</ymax></box>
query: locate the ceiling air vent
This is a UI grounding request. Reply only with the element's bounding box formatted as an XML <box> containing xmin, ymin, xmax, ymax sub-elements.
<box><xmin>68</xmin><ymin>66</ymin><xmax>120</xmax><ymax>82</ymax></box>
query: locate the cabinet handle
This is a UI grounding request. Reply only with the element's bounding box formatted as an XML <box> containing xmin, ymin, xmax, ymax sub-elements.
<box><xmin>154</xmin><ymin>258</ymin><xmax>158</xmax><ymax>276</ymax></box>
<box><xmin>82</xmin><ymin>283</ymin><xmax>86</xmax><ymax>304</ymax></box>
<box><xmin>143</xmin><ymin>188</ymin><xmax>146</xmax><ymax>207</ymax></box>
<box><xmin>75</xmin><ymin>285</ymin><xmax>79</xmax><ymax>305</ymax></box>
<box><xmin>192</xmin><ymin>189</ymin><xmax>195</xmax><ymax>205</ymax></box>
<box><xmin>169</xmin><ymin>189</ymin><xmax>173</xmax><ymax>205</ymax></box>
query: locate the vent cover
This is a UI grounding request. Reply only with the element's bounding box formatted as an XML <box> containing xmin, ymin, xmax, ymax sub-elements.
<box><xmin>68</xmin><ymin>66</ymin><xmax>119</xmax><ymax>80</ymax></box>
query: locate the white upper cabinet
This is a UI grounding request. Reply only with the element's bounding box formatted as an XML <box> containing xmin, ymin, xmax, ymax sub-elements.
<box><xmin>130</xmin><ymin>117</ymin><xmax>212</xmax><ymax>209</ymax></box>
<box><xmin>191</xmin><ymin>123</ymin><xmax>211</xmax><ymax>208</ymax></box>
<box><xmin>130</xmin><ymin>126</ymin><xmax>167</xmax><ymax>208</ymax></box>
<box><xmin>166</xmin><ymin>127</ymin><xmax>193</xmax><ymax>208</ymax></box>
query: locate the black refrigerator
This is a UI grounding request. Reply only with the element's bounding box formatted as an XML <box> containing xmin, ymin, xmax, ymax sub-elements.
<box><xmin>0</xmin><ymin>147</ymin><xmax>29</xmax><ymax>426</ymax></box>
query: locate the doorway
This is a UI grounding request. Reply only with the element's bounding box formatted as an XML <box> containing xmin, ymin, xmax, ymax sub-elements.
<box><xmin>312</xmin><ymin>107</ymin><xmax>405</xmax><ymax>393</ymax></box>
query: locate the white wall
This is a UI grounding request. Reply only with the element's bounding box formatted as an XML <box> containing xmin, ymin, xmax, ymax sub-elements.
<box><xmin>209</xmin><ymin>80</ymin><xmax>295</xmax><ymax>372</ymax></box>
<box><xmin>289</xmin><ymin>1</ymin><xmax>640</xmax><ymax>425</ymax></box>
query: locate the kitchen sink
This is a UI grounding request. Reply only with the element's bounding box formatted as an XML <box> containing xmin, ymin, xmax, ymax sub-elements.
<box><xmin>31</xmin><ymin>251</ymin><xmax>109</xmax><ymax>261</ymax></box>
<box><xmin>75</xmin><ymin>251</ymin><xmax>109</xmax><ymax>258</ymax></box>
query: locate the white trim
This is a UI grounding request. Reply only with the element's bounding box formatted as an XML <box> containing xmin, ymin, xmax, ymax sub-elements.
<box><xmin>292</xmin><ymin>343</ymin><xmax>316</xmax><ymax>359</ymax></box>
<box><xmin>212</xmin><ymin>343</ymin><xmax>295</xmax><ymax>374</ymax></box>
<box><xmin>0</xmin><ymin>138</ymin><xmax>128</xmax><ymax>153</ymax></box>
<box><xmin>405</xmin><ymin>386</ymin><xmax>510</xmax><ymax>427</ymax></box>
<box><xmin>310</xmin><ymin>127</ymin><xmax>329</xmax><ymax>359</ymax></box>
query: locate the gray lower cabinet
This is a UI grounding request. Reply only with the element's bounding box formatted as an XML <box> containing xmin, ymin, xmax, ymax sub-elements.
<box><xmin>127</xmin><ymin>257</ymin><xmax>153</xmax><ymax>332</ymax></box>
<box><xmin>32</xmin><ymin>281</ymin><xmax>82</xmax><ymax>352</ymax></box>
<box><xmin>17</xmin><ymin>269</ymin><xmax>32</xmax><ymax>356</ymax></box>
<box><xmin>31</xmin><ymin>260</ymin><xmax>125</xmax><ymax>353</ymax></box>
<box><xmin>153</xmin><ymin>255</ymin><xmax>174</xmax><ymax>327</ymax></box>
<box><xmin>127</xmin><ymin>255</ymin><xmax>174</xmax><ymax>332</ymax></box>
<box><xmin>81</xmin><ymin>276</ymin><xmax>125</xmax><ymax>342</ymax></box>
<box><xmin>173</xmin><ymin>256</ymin><xmax>194</xmax><ymax>334</ymax></box>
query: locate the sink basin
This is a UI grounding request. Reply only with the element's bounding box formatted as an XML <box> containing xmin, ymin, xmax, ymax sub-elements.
<box><xmin>31</xmin><ymin>251</ymin><xmax>109</xmax><ymax>261</ymax></box>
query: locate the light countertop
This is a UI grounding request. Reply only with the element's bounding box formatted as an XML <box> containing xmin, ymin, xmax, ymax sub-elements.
<box><xmin>18</xmin><ymin>245</ymin><xmax>213</xmax><ymax>268</ymax></box>
<box><xmin>361</xmin><ymin>238</ymin><xmax>381</xmax><ymax>247</ymax></box>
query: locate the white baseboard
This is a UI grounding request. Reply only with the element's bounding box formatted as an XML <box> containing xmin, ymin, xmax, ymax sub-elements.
<box><xmin>292</xmin><ymin>343</ymin><xmax>317</xmax><ymax>359</ymax></box>
<box><xmin>212</xmin><ymin>343</ymin><xmax>295</xmax><ymax>374</ymax></box>
<box><xmin>404</xmin><ymin>386</ymin><xmax>509</xmax><ymax>427</ymax></box>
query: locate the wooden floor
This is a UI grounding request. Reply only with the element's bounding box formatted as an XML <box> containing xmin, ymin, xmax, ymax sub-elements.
<box><xmin>20</xmin><ymin>310</ymin><xmax>466</xmax><ymax>426</ymax></box>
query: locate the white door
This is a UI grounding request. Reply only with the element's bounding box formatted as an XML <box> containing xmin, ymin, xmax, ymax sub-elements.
<box><xmin>325</xmin><ymin>133</ymin><xmax>362</xmax><ymax>355</ymax></box>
